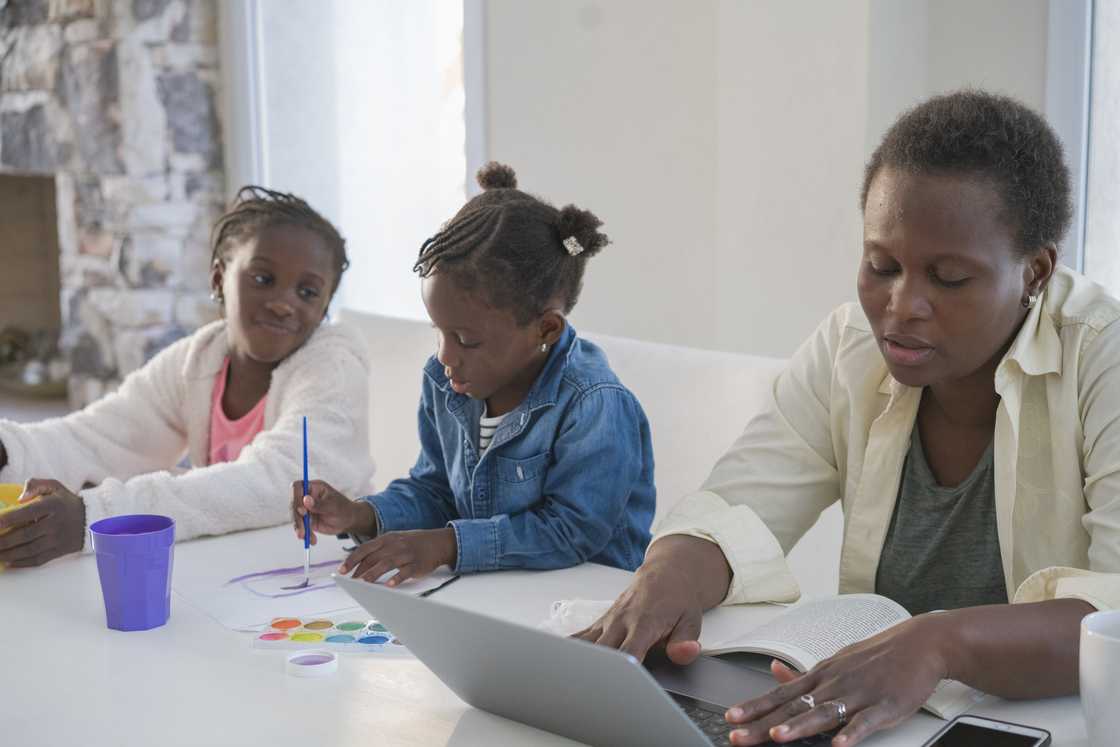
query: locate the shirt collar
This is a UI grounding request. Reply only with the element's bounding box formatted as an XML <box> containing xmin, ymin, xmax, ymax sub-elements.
<box><xmin>998</xmin><ymin>292</ymin><xmax>1062</xmax><ymax>377</ymax></box>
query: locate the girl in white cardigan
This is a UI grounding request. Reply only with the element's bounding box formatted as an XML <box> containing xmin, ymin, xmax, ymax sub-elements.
<box><xmin>0</xmin><ymin>187</ymin><xmax>375</xmax><ymax>567</ymax></box>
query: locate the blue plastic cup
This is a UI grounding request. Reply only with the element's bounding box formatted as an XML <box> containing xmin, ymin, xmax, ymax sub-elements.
<box><xmin>89</xmin><ymin>515</ymin><xmax>175</xmax><ymax>631</ymax></box>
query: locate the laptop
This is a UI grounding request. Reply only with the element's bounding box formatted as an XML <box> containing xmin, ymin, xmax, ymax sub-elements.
<box><xmin>335</xmin><ymin>574</ymin><xmax>831</xmax><ymax>746</ymax></box>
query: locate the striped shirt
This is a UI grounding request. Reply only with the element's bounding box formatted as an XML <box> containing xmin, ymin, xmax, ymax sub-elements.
<box><xmin>479</xmin><ymin>409</ymin><xmax>508</xmax><ymax>452</ymax></box>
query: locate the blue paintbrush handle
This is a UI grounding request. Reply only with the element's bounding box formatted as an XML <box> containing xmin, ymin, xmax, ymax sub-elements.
<box><xmin>302</xmin><ymin>415</ymin><xmax>310</xmax><ymax>549</ymax></box>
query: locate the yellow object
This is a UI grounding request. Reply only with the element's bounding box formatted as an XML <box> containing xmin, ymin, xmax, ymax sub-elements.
<box><xmin>0</xmin><ymin>483</ymin><xmax>23</xmax><ymax>509</ymax></box>
<box><xmin>0</xmin><ymin>484</ymin><xmax>38</xmax><ymax>571</ymax></box>
<box><xmin>290</xmin><ymin>632</ymin><xmax>324</xmax><ymax>642</ymax></box>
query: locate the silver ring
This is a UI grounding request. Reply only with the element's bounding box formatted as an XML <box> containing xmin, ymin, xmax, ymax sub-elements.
<box><xmin>826</xmin><ymin>700</ymin><xmax>848</xmax><ymax>724</ymax></box>
<box><xmin>799</xmin><ymin>693</ymin><xmax>815</xmax><ymax>710</ymax></box>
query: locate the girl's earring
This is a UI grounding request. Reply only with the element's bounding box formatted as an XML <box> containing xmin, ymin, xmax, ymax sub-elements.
<box><xmin>1022</xmin><ymin>293</ymin><xmax>1038</xmax><ymax>309</ymax></box>
<box><xmin>210</xmin><ymin>290</ymin><xmax>223</xmax><ymax>303</ymax></box>
<box><xmin>540</xmin><ymin>343</ymin><xmax>548</xmax><ymax>353</ymax></box>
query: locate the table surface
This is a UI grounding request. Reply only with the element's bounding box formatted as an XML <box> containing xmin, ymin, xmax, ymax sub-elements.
<box><xmin>3</xmin><ymin>526</ymin><xmax>1088</xmax><ymax>747</ymax></box>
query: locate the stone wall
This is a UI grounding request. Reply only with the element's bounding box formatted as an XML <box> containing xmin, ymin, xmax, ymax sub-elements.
<box><xmin>0</xmin><ymin>0</ymin><xmax>223</xmax><ymax>406</ymax></box>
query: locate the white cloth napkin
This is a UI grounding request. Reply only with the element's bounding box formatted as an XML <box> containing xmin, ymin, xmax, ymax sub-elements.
<box><xmin>538</xmin><ymin>599</ymin><xmax>615</xmax><ymax>636</ymax></box>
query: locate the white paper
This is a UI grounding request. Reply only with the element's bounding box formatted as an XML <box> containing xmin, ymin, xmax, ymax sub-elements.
<box><xmin>172</xmin><ymin>525</ymin><xmax>457</xmax><ymax>630</ymax></box>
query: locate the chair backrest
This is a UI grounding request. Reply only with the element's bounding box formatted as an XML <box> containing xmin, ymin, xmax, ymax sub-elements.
<box><xmin>336</xmin><ymin>309</ymin><xmax>841</xmax><ymax>595</ymax></box>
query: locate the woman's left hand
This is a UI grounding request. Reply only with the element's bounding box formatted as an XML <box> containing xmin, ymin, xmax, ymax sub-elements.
<box><xmin>0</xmin><ymin>478</ymin><xmax>87</xmax><ymax>568</ymax></box>
<box><xmin>725</xmin><ymin>614</ymin><xmax>951</xmax><ymax>746</ymax></box>
<box><xmin>338</xmin><ymin>528</ymin><xmax>458</xmax><ymax>586</ymax></box>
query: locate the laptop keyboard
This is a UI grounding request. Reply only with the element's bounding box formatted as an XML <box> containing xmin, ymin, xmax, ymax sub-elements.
<box><xmin>671</xmin><ymin>693</ymin><xmax>834</xmax><ymax>746</ymax></box>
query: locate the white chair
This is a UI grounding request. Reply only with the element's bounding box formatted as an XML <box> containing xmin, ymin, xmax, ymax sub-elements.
<box><xmin>337</xmin><ymin>310</ymin><xmax>842</xmax><ymax>598</ymax></box>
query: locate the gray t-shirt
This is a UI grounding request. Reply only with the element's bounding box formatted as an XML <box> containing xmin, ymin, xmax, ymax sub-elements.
<box><xmin>875</xmin><ymin>427</ymin><xmax>1008</xmax><ymax>615</ymax></box>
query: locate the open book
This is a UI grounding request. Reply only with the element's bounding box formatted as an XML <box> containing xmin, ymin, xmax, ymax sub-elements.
<box><xmin>701</xmin><ymin>594</ymin><xmax>987</xmax><ymax>720</ymax></box>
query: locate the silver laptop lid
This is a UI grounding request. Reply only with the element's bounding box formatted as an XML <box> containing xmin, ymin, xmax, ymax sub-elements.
<box><xmin>334</xmin><ymin>574</ymin><xmax>712</xmax><ymax>747</ymax></box>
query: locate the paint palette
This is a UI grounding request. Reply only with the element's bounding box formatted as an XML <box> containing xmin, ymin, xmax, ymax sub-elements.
<box><xmin>252</xmin><ymin>616</ymin><xmax>411</xmax><ymax>656</ymax></box>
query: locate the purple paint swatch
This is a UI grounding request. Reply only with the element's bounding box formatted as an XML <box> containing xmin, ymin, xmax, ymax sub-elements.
<box><xmin>291</xmin><ymin>654</ymin><xmax>334</xmax><ymax>666</ymax></box>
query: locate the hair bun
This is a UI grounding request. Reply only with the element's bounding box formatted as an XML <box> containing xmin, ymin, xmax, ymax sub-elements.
<box><xmin>557</xmin><ymin>204</ymin><xmax>609</xmax><ymax>259</ymax></box>
<box><xmin>477</xmin><ymin>161</ymin><xmax>518</xmax><ymax>190</ymax></box>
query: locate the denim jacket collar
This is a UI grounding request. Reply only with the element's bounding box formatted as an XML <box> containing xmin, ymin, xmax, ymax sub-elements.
<box><xmin>421</xmin><ymin>323</ymin><xmax>578</xmax><ymax>454</ymax></box>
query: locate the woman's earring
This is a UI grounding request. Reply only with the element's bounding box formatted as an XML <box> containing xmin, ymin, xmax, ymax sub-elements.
<box><xmin>1022</xmin><ymin>293</ymin><xmax>1039</xmax><ymax>309</ymax></box>
<box><xmin>540</xmin><ymin>343</ymin><xmax>548</xmax><ymax>353</ymax></box>
<box><xmin>210</xmin><ymin>290</ymin><xmax>221</xmax><ymax>303</ymax></box>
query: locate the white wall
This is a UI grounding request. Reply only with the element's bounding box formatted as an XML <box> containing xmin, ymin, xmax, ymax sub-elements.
<box><xmin>712</xmin><ymin>0</ymin><xmax>869</xmax><ymax>356</ymax></box>
<box><xmin>222</xmin><ymin>1</ymin><xmax>1067</xmax><ymax>357</ymax></box>
<box><xmin>484</xmin><ymin>0</ymin><xmax>1056</xmax><ymax>358</ymax></box>
<box><xmin>484</xmin><ymin>0</ymin><xmax>719</xmax><ymax>349</ymax></box>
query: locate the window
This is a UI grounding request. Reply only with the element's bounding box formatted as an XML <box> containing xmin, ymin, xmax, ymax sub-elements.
<box><xmin>1084</xmin><ymin>0</ymin><xmax>1120</xmax><ymax>294</ymax></box>
<box><xmin>221</xmin><ymin>0</ymin><xmax>474</xmax><ymax>320</ymax></box>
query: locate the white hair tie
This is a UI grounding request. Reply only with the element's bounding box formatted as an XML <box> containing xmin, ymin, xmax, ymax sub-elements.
<box><xmin>563</xmin><ymin>236</ymin><xmax>585</xmax><ymax>257</ymax></box>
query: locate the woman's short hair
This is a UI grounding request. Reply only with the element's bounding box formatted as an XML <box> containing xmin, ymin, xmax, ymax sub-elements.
<box><xmin>862</xmin><ymin>89</ymin><xmax>1073</xmax><ymax>255</ymax></box>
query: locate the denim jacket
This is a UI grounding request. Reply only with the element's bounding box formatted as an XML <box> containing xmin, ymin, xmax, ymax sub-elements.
<box><xmin>361</xmin><ymin>323</ymin><xmax>655</xmax><ymax>572</ymax></box>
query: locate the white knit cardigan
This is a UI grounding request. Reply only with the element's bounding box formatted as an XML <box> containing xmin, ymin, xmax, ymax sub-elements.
<box><xmin>0</xmin><ymin>319</ymin><xmax>375</xmax><ymax>550</ymax></box>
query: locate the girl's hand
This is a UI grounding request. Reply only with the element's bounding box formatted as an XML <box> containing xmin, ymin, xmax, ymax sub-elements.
<box><xmin>291</xmin><ymin>479</ymin><xmax>376</xmax><ymax>544</ymax></box>
<box><xmin>0</xmin><ymin>478</ymin><xmax>86</xmax><ymax>567</ymax></box>
<box><xmin>338</xmin><ymin>528</ymin><xmax>458</xmax><ymax>585</ymax></box>
<box><xmin>573</xmin><ymin>556</ymin><xmax>706</xmax><ymax>665</ymax></box>
<box><xmin>724</xmin><ymin>614</ymin><xmax>951</xmax><ymax>746</ymax></box>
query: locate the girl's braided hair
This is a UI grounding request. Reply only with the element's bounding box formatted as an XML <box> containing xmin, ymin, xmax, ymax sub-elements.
<box><xmin>414</xmin><ymin>163</ymin><xmax>609</xmax><ymax>324</ymax></box>
<box><xmin>210</xmin><ymin>185</ymin><xmax>350</xmax><ymax>295</ymax></box>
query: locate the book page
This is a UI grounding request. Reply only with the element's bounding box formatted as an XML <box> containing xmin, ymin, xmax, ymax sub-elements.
<box><xmin>705</xmin><ymin>594</ymin><xmax>910</xmax><ymax>670</ymax></box>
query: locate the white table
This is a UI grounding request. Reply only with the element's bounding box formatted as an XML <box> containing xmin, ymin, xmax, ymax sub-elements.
<box><xmin>3</xmin><ymin>526</ymin><xmax>1088</xmax><ymax>746</ymax></box>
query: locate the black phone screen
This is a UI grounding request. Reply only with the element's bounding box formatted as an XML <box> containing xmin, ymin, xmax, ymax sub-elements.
<box><xmin>928</xmin><ymin>722</ymin><xmax>1044</xmax><ymax>747</ymax></box>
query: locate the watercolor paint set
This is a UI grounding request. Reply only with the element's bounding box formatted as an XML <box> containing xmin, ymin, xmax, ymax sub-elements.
<box><xmin>252</xmin><ymin>616</ymin><xmax>411</xmax><ymax>656</ymax></box>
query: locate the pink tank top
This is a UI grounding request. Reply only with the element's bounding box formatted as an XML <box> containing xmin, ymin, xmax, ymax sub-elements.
<box><xmin>209</xmin><ymin>357</ymin><xmax>268</xmax><ymax>465</ymax></box>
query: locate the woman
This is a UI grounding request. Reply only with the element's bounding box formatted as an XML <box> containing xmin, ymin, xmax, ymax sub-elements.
<box><xmin>578</xmin><ymin>90</ymin><xmax>1120</xmax><ymax>746</ymax></box>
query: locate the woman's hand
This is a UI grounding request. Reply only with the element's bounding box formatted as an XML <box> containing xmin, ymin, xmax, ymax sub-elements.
<box><xmin>0</xmin><ymin>478</ymin><xmax>86</xmax><ymax>567</ymax></box>
<box><xmin>338</xmin><ymin>528</ymin><xmax>458</xmax><ymax>585</ymax></box>
<box><xmin>291</xmin><ymin>479</ymin><xmax>376</xmax><ymax>544</ymax></box>
<box><xmin>724</xmin><ymin>614</ymin><xmax>951</xmax><ymax>746</ymax></box>
<box><xmin>575</xmin><ymin>535</ymin><xmax>733</xmax><ymax>664</ymax></box>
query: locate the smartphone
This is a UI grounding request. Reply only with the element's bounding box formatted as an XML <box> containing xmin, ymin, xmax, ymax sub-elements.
<box><xmin>922</xmin><ymin>715</ymin><xmax>1051</xmax><ymax>746</ymax></box>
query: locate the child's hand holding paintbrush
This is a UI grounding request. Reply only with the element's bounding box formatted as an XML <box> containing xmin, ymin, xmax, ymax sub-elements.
<box><xmin>291</xmin><ymin>479</ymin><xmax>378</xmax><ymax>545</ymax></box>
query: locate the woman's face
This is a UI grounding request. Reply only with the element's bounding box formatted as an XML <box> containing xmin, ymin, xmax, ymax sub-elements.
<box><xmin>858</xmin><ymin>168</ymin><xmax>1044</xmax><ymax>389</ymax></box>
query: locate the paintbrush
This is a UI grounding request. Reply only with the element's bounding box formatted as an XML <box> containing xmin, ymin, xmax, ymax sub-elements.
<box><xmin>298</xmin><ymin>415</ymin><xmax>311</xmax><ymax>588</ymax></box>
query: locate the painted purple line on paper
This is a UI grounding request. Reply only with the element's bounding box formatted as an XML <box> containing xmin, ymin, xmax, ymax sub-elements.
<box><xmin>225</xmin><ymin>559</ymin><xmax>343</xmax><ymax>599</ymax></box>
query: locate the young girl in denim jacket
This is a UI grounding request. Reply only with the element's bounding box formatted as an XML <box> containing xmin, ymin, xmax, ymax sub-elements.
<box><xmin>294</xmin><ymin>162</ymin><xmax>655</xmax><ymax>582</ymax></box>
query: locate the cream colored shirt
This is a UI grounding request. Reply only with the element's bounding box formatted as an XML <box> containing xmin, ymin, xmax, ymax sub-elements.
<box><xmin>655</xmin><ymin>265</ymin><xmax>1120</xmax><ymax>611</ymax></box>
